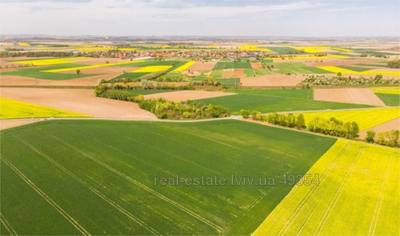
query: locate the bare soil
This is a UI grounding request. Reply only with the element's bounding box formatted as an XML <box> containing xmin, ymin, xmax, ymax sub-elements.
<box><xmin>189</xmin><ymin>61</ymin><xmax>216</xmax><ymax>72</ymax></box>
<box><xmin>314</xmin><ymin>88</ymin><xmax>385</xmax><ymax>106</ymax></box>
<box><xmin>0</xmin><ymin>87</ymin><xmax>157</xmax><ymax>120</ymax></box>
<box><xmin>240</xmin><ymin>75</ymin><xmax>305</xmax><ymax>87</ymax></box>
<box><xmin>0</xmin><ymin>118</ymin><xmax>41</xmax><ymax>130</ymax></box>
<box><xmin>359</xmin><ymin>118</ymin><xmax>400</xmax><ymax>138</ymax></box>
<box><xmin>222</xmin><ymin>69</ymin><xmax>246</xmax><ymax>78</ymax></box>
<box><xmin>143</xmin><ymin>90</ymin><xmax>235</xmax><ymax>102</ymax></box>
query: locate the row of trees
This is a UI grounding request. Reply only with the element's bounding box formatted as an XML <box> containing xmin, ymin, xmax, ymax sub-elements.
<box><xmin>307</xmin><ymin>117</ymin><xmax>359</xmax><ymax>139</ymax></box>
<box><xmin>302</xmin><ymin>75</ymin><xmax>400</xmax><ymax>87</ymax></box>
<box><xmin>366</xmin><ymin>130</ymin><xmax>400</xmax><ymax>147</ymax></box>
<box><xmin>139</xmin><ymin>99</ymin><xmax>230</xmax><ymax>119</ymax></box>
<box><xmin>96</xmin><ymin>87</ymin><xmax>230</xmax><ymax>120</ymax></box>
<box><xmin>246</xmin><ymin>111</ymin><xmax>360</xmax><ymax>139</ymax></box>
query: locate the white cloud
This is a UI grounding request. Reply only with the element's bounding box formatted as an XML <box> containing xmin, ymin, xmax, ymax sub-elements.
<box><xmin>0</xmin><ymin>0</ymin><xmax>398</xmax><ymax>36</ymax></box>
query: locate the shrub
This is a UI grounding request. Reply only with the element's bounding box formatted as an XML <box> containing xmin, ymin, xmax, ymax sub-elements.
<box><xmin>366</xmin><ymin>130</ymin><xmax>376</xmax><ymax>143</ymax></box>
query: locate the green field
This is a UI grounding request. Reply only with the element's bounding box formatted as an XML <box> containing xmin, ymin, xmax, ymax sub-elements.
<box><xmin>198</xmin><ymin>89</ymin><xmax>370</xmax><ymax>113</ymax></box>
<box><xmin>275</xmin><ymin>62</ymin><xmax>329</xmax><ymax>74</ymax></box>
<box><xmin>214</xmin><ymin>60</ymin><xmax>252</xmax><ymax>70</ymax></box>
<box><xmin>253</xmin><ymin>139</ymin><xmax>400</xmax><ymax>235</ymax></box>
<box><xmin>110</xmin><ymin>72</ymin><xmax>148</xmax><ymax>82</ymax></box>
<box><xmin>0</xmin><ymin>64</ymin><xmax>94</xmax><ymax>80</ymax></box>
<box><xmin>0</xmin><ymin>120</ymin><xmax>335</xmax><ymax>235</ymax></box>
<box><xmin>267</xmin><ymin>47</ymin><xmax>301</xmax><ymax>54</ymax></box>
<box><xmin>375</xmin><ymin>93</ymin><xmax>400</xmax><ymax>106</ymax></box>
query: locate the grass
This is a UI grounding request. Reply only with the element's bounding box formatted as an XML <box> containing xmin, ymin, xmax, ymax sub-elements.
<box><xmin>0</xmin><ymin>97</ymin><xmax>88</xmax><ymax>119</ymax></box>
<box><xmin>0</xmin><ymin>119</ymin><xmax>335</xmax><ymax>235</ymax></box>
<box><xmin>253</xmin><ymin>139</ymin><xmax>400</xmax><ymax>236</ymax></box>
<box><xmin>275</xmin><ymin>62</ymin><xmax>329</xmax><ymax>74</ymax></box>
<box><xmin>375</xmin><ymin>93</ymin><xmax>400</xmax><ymax>106</ymax></box>
<box><xmin>0</xmin><ymin>64</ymin><xmax>94</xmax><ymax>80</ymax></box>
<box><xmin>214</xmin><ymin>60</ymin><xmax>252</xmax><ymax>70</ymax></box>
<box><xmin>301</xmin><ymin>107</ymin><xmax>400</xmax><ymax>130</ymax></box>
<box><xmin>198</xmin><ymin>89</ymin><xmax>370</xmax><ymax>113</ymax></box>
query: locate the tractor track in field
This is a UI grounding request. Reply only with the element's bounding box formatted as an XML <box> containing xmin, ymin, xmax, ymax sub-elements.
<box><xmin>0</xmin><ymin>212</ymin><xmax>17</xmax><ymax>236</ymax></box>
<box><xmin>12</xmin><ymin>135</ymin><xmax>161</xmax><ymax>235</ymax></box>
<box><xmin>274</xmin><ymin>142</ymin><xmax>351</xmax><ymax>236</ymax></box>
<box><xmin>367</xmin><ymin>151</ymin><xmax>394</xmax><ymax>236</ymax></box>
<box><xmin>314</xmin><ymin>147</ymin><xmax>365</xmax><ymax>235</ymax></box>
<box><xmin>1</xmin><ymin>159</ymin><xmax>91</xmax><ymax>236</ymax></box>
<box><xmin>48</xmin><ymin>135</ymin><xmax>224</xmax><ymax>235</ymax></box>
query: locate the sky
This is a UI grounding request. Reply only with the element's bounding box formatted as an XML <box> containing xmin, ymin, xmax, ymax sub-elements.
<box><xmin>0</xmin><ymin>0</ymin><xmax>399</xmax><ymax>37</ymax></box>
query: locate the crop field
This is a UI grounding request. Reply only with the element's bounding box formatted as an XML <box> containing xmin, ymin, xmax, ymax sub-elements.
<box><xmin>292</xmin><ymin>46</ymin><xmax>352</xmax><ymax>53</ymax></box>
<box><xmin>253</xmin><ymin>139</ymin><xmax>400</xmax><ymax>236</ymax></box>
<box><xmin>0</xmin><ymin>120</ymin><xmax>336</xmax><ymax>235</ymax></box>
<box><xmin>266</xmin><ymin>47</ymin><xmax>301</xmax><ymax>54</ymax></box>
<box><xmin>133</xmin><ymin>65</ymin><xmax>172</xmax><ymax>73</ymax></box>
<box><xmin>319</xmin><ymin>66</ymin><xmax>400</xmax><ymax>77</ymax></box>
<box><xmin>239</xmin><ymin>44</ymin><xmax>272</xmax><ymax>52</ymax></box>
<box><xmin>0</xmin><ymin>97</ymin><xmax>88</xmax><ymax>119</ymax></box>
<box><xmin>214</xmin><ymin>60</ymin><xmax>252</xmax><ymax>70</ymax></box>
<box><xmin>301</xmin><ymin>107</ymin><xmax>400</xmax><ymax>130</ymax></box>
<box><xmin>371</xmin><ymin>87</ymin><xmax>400</xmax><ymax>95</ymax></box>
<box><xmin>0</xmin><ymin>64</ymin><xmax>95</xmax><ymax>80</ymax></box>
<box><xmin>274</xmin><ymin>62</ymin><xmax>329</xmax><ymax>74</ymax></box>
<box><xmin>43</xmin><ymin>60</ymin><xmax>145</xmax><ymax>73</ymax></box>
<box><xmin>13</xmin><ymin>57</ymin><xmax>89</xmax><ymax>66</ymax></box>
<box><xmin>375</xmin><ymin>93</ymin><xmax>400</xmax><ymax>106</ymax></box>
<box><xmin>198</xmin><ymin>89</ymin><xmax>370</xmax><ymax>113</ymax></box>
<box><xmin>265</xmin><ymin>54</ymin><xmax>348</xmax><ymax>61</ymax></box>
<box><xmin>173</xmin><ymin>61</ymin><xmax>195</xmax><ymax>72</ymax></box>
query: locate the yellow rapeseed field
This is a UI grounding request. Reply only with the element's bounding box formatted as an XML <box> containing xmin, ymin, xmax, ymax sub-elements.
<box><xmin>301</xmin><ymin>107</ymin><xmax>400</xmax><ymax>130</ymax></box>
<box><xmin>173</xmin><ymin>61</ymin><xmax>195</xmax><ymax>72</ymax></box>
<box><xmin>253</xmin><ymin>139</ymin><xmax>400</xmax><ymax>236</ymax></box>
<box><xmin>239</xmin><ymin>44</ymin><xmax>272</xmax><ymax>52</ymax></box>
<box><xmin>266</xmin><ymin>54</ymin><xmax>348</xmax><ymax>61</ymax></box>
<box><xmin>372</xmin><ymin>87</ymin><xmax>400</xmax><ymax>95</ymax></box>
<box><xmin>319</xmin><ymin>66</ymin><xmax>400</xmax><ymax>77</ymax></box>
<box><xmin>43</xmin><ymin>60</ymin><xmax>144</xmax><ymax>73</ymax></box>
<box><xmin>0</xmin><ymin>97</ymin><xmax>89</xmax><ymax>119</ymax></box>
<box><xmin>15</xmin><ymin>57</ymin><xmax>88</xmax><ymax>66</ymax></box>
<box><xmin>292</xmin><ymin>46</ymin><xmax>352</xmax><ymax>53</ymax></box>
<box><xmin>133</xmin><ymin>65</ymin><xmax>172</xmax><ymax>73</ymax></box>
<box><xmin>17</xmin><ymin>42</ymin><xmax>30</xmax><ymax>47</ymax></box>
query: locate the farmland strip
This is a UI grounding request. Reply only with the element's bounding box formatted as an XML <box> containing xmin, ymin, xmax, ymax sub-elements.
<box><xmin>276</xmin><ymin>141</ymin><xmax>349</xmax><ymax>236</ymax></box>
<box><xmin>1</xmin><ymin>159</ymin><xmax>91</xmax><ymax>236</ymax></box>
<box><xmin>49</xmin><ymin>135</ymin><xmax>224</xmax><ymax>234</ymax></box>
<box><xmin>12</xmin><ymin>135</ymin><xmax>161</xmax><ymax>235</ymax></box>
<box><xmin>314</xmin><ymin>147</ymin><xmax>365</xmax><ymax>235</ymax></box>
<box><xmin>0</xmin><ymin>212</ymin><xmax>17</xmax><ymax>236</ymax></box>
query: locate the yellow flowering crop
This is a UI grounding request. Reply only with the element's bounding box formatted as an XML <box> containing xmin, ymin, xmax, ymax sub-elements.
<box><xmin>133</xmin><ymin>65</ymin><xmax>172</xmax><ymax>73</ymax></box>
<box><xmin>0</xmin><ymin>97</ymin><xmax>89</xmax><ymax>119</ymax></box>
<box><xmin>173</xmin><ymin>61</ymin><xmax>195</xmax><ymax>72</ymax></box>
<box><xmin>301</xmin><ymin>107</ymin><xmax>400</xmax><ymax>130</ymax></box>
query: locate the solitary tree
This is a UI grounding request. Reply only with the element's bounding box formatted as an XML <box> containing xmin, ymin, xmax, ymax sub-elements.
<box><xmin>366</xmin><ymin>131</ymin><xmax>375</xmax><ymax>143</ymax></box>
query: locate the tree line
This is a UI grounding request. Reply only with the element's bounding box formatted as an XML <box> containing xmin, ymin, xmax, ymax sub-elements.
<box><xmin>243</xmin><ymin>110</ymin><xmax>359</xmax><ymax>139</ymax></box>
<box><xmin>96</xmin><ymin>87</ymin><xmax>230</xmax><ymax>120</ymax></box>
